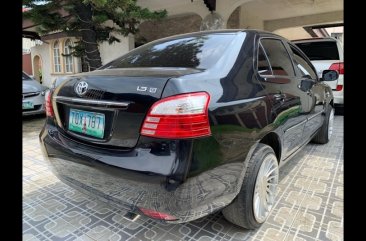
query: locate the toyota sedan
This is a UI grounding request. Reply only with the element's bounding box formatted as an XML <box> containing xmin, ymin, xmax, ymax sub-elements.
<box><xmin>40</xmin><ymin>30</ymin><xmax>337</xmax><ymax>229</ymax></box>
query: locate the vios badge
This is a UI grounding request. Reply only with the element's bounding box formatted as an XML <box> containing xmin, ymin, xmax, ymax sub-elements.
<box><xmin>75</xmin><ymin>81</ymin><xmax>88</xmax><ymax>96</ymax></box>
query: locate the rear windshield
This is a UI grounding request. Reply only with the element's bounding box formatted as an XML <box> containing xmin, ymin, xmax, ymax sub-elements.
<box><xmin>102</xmin><ymin>34</ymin><xmax>239</xmax><ymax>69</ymax></box>
<box><xmin>22</xmin><ymin>72</ymin><xmax>32</xmax><ymax>80</ymax></box>
<box><xmin>294</xmin><ymin>41</ymin><xmax>339</xmax><ymax>60</ymax></box>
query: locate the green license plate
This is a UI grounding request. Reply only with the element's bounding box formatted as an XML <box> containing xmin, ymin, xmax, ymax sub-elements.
<box><xmin>22</xmin><ymin>101</ymin><xmax>34</xmax><ymax>109</ymax></box>
<box><xmin>68</xmin><ymin>109</ymin><xmax>105</xmax><ymax>139</ymax></box>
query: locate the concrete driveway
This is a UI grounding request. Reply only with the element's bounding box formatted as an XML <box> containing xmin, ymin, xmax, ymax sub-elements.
<box><xmin>23</xmin><ymin>115</ymin><xmax>343</xmax><ymax>241</ymax></box>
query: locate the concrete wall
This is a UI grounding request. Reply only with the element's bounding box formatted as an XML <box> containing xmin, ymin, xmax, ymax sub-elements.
<box><xmin>22</xmin><ymin>54</ymin><xmax>32</xmax><ymax>75</ymax></box>
<box><xmin>137</xmin><ymin>14</ymin><xmax>202</xmax><ymax>43</ymax></box>
<box><xmin>239</xmin><ymin>4</ymin><xmax>264</xmax><ymax>29</ymax></box>
<box><xmin>264</xmin><ymin>11</ymin><xmax>343</xmax><ymax>32</ymax></box>
<box><xmin>99</xmin><ymin>34</ymin><xmax>134</xmax><ymax>65</ymax></box>
<box><xmin>138</xmin><ymin>0</ymin><xmax>210</xmax><ymax>20</ymax></box>
<box><xmin>227</xmin><ymin>7</ymin><xmax>241</xmax><ymax>29</ymax></box>
<box><xmin>274</xmin><ymin>27</ymin><xmax>312</xmax><ymax>40</ymax></box>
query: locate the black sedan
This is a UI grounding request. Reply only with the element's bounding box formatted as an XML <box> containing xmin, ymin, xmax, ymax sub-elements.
<box><xmin>40</xmin><ymin>30</ymin><xmax>337</xmax><ymax>229</ymax></box>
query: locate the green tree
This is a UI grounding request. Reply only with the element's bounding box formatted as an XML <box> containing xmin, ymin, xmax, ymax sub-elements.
<box><xmin>23</xmin><ymin>0</ymin><xmax>167</xmax><ymax>70</ymax></box>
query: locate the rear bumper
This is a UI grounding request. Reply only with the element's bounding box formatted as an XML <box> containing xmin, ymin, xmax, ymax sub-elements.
<box><xmin>39</xmin><ymin>124</ymin><xmax>247</xmax><ymax>223</ymax></box>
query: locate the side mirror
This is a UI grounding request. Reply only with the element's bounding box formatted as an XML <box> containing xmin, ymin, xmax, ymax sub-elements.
<box><xmin>322</xmin><ymin>70</ymin><xmax>339</xmax><ymax>81</ymax></box>
<box><xmin>298</xmin><ymin>79</ymin><xmax>314</xmax><ymax>92</ymax></box>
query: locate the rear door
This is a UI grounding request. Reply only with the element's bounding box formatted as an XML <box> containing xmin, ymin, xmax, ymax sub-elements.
<box><xmin>257</xmin><ymin>37</ymin><xmax>307</xmax><ymax>158</ymax></box>
<box><xmin>287</xmin><ymin>43</ymin><xmax>323</xmax><ymax>142</ymax></box>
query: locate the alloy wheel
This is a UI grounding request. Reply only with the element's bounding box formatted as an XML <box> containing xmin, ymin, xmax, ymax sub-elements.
<box><xmin>328</xmin><ymin>108</ymin><xmax>335</xmax><ymax>140</ymax></box>
<box><xmin>253</xmin><ymin>154</ymin><xmax>279</xmax><ymax>223</ymax></box>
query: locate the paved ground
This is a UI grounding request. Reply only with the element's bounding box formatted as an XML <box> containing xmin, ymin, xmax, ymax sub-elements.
<box><xmin>23</xmin><ymin>115</ymin><xmax>343</xmax><ymax>241</ymax></box>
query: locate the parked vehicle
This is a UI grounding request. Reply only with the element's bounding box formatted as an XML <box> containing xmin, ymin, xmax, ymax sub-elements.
<box><xmin>22</xmin><ymin>71</ymin><xmax>48</xmax><ymax>116</ymax></box>
<box><xmin>40</xmin><ymin>30</ymin><xmax>337</xmax><ymax>229</ymax></box>
<box><xmin>293</xmin><ymin>37</ymin><xmax>343</xmax><ymax>111</ymax></box>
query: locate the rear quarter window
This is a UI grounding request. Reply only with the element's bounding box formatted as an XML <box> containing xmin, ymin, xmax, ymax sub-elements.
<box><xmin>260</xmin><ymin>38</ymin><xmax>295</xmax><ymax>76</ymax></box>
<box><xmin>294</xmin><ymin>41</ymin><xmax>339</xmax><ymax>60</ymax></box>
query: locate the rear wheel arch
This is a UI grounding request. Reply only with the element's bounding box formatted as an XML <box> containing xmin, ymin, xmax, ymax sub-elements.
<box><xmin>259</xmin><ymin>132</ymin><xmax>282</xmax><ymax>163</ymax></box>
<box><xmin>222</xmin><ymin>143</ymin><xmax>279</xmax><ymax>229</ymax></box>
<box><xmin>312</xmin><ymin>104</ymin><xmax>334</xmax><ymax>144</ymax></box>
<box><xmin>330</xmin><ymin>99</ymin><xmax>334</xmax><ymax>108</ymax></box>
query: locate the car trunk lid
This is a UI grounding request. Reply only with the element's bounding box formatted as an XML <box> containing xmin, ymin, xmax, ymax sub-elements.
<box><xmin>52</xmin><ymin>68</ymin><xmax>201</xmax><ymax>148</ymax></box>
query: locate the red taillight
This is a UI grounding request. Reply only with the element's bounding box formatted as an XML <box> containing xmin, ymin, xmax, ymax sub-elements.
<box><xmin>329</xmin><ymin>62</ymin><xmax>344</xmax><ymax>75</ymax></box>
<box><xmin>45</xmin><ymin>90</ymin><xmax>54</xmax><ymax>117</ymax></box>
<box><xmin>140</xmin><ymin>92</ymin><xmax>211</xmax><ymax>139</ymax></box>
<box><xmin>138</xmin><ymin>207</ymin><xmax>177</xmax><ymax>221</ymax></box>
<box><xmin>336</xmin><ymin>85</ymin><xmax>343</xmax><ymax>91</ymax></box>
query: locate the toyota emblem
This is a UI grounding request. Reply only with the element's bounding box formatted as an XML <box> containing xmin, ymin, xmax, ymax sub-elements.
<box><xmin>75</xmin><ymin>81</ymin><xmax>88</xmax><ymax>96</ymax></box>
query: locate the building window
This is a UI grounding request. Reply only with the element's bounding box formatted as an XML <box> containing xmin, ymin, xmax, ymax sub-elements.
<box><xmin>53</xmin><ymin>41</ymin><xmax>61</xmax><ymax>73</ymax></box>
<box><xmin>64</xmin><ymin>39</ymin><xmax>74</xmax><ymax>73</ymax></box>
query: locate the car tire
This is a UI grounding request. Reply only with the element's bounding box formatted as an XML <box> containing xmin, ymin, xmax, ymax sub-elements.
<box><xmin>312</xmin><ymin>104</ymin><xmax>334</xmax><ymax>144</ymax></box>
<box><xmin>222</xmin><ymin>144</ymin><xmax>279</xmax><ymax>229</ymax></box>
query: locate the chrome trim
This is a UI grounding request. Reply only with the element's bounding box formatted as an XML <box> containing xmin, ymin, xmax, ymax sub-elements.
<box><xmin>74</xmin><ymin>81</ymin><xmax>89</xmax><ymax>96</ymax></box>
<box><xmin>23</xmin><ymin>92</ymin><xmax>40</xmax><ymax>99</ymax></box>
<box><xmin>307</xmin><ymin>110</ymin><xmax>324</xmax><ymax>121</ymax></box>
<box><xmin>285</xmin><ymin>119</ymin><xmax>307</xmax><ymax>133</ymax></box>
<box><xmin>54</xmin><ymin>96</ymin><xmax>130</xmax><ymax>108</ymax></box>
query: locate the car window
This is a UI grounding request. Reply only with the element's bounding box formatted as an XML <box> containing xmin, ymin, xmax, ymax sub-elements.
<box><xmin>257</xmin><ymin>44</ymin><xmax>272</xmax><ymax>75</ymax></box>
<box><xmin>294</xmin><ymin>41</ymin><xmax>339</xmax><ymax>60</ymax></box>
<box><xmin>102</xmin><ymin>34</ymin><xmax>241</xmax><ymax>70</ymax></box>
<box><xmin>260</xmin><ymin>39</ymin><xmax>295</xmax><ymax>76</ymax></box>
<box><xmin>22</xmin><ymin>72</ymin><xmax>32</xmax><ymax>81</ymax></box>
<box><xmin>289</xmin><ymin>45</ymin><xmax>317</xmax><ymax>79</ymax></box>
